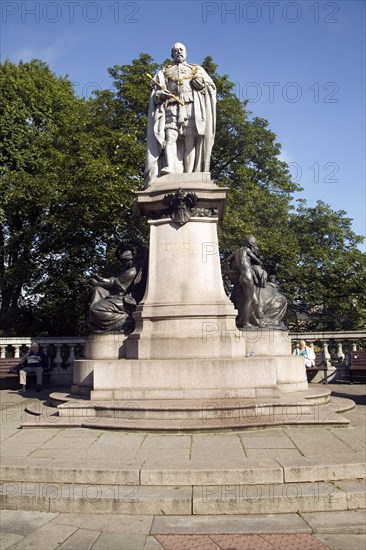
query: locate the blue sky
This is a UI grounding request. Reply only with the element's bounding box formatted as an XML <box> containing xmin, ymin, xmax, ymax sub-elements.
<box><xmin>1</xmin><ymin>0</ymin><xmax>365</xmax><ymax>247</ymax></box>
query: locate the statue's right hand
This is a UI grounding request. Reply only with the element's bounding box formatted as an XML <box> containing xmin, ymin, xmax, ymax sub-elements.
<box><xmin>155</xmin><ymin>90</ymin><xmax>169</xmax><ymax>103</ymax></box>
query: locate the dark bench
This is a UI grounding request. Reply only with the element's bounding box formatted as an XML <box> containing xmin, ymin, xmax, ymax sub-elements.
<box><xmin>305</xmin><ymin>351</ymin><xmax>329</xmax><ymax>384</ymax></box>
<box><xmin>348</xmin><ymin>350</ymin><xmax>366</xmax><ymax>384</ymax></box>
<box><xmin>0</xmin><ymin>358</ymin><xmax>51</xmax><ymax>390</ymax></box>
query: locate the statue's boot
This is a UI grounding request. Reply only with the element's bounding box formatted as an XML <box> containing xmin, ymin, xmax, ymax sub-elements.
<box><xmin>161</xmin><ymin>143</ymin><xmax>176</xmax><ymax>174</ymax></box>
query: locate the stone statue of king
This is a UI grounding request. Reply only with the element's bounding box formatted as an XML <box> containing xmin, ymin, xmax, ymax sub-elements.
<box><xmin>144</xmin><ymin>42</ymin><xmax>216</xmax><ymax>187</ymax></box>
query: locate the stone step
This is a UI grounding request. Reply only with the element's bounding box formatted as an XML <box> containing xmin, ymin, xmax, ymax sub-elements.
<box><xmin>50</xmin><ymin>386</ymin><xmax>332</xmax><ymax>406</ymax></box>
<box><xmin>0</xmin><ymin>482</ymin><xmax>191</xmax><ymax>515</ymax></box>
<box><xmin>23</xmin><ymin>396</ymin><xmax>353</xmax><ymax>430</ymax></box>
<box><xmin>0</xmin><ymin>478</ymin><xmax>364</xmax><ymax>515</ymax></box>
<box><xmin>1</xmin><ymin>453</ymin><xmax>364</xmax><ymax>486</ymax></box>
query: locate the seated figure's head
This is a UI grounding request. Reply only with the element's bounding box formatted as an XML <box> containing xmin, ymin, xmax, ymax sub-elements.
<box><xmin>30</xmin><ymin>342</ymin><xmax>39</xmax><ymax>352</ymax></box>
<box><xmin>116</xmin><ymin>244</ymin><xmax>133</xmax><ymax>264</ymax></box>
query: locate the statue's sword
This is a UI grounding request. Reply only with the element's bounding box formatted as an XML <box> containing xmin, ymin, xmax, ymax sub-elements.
<box><xmin>146</xmin><ymin>73</ymin><xmax>185</xmax><ymax>106</ymax></box>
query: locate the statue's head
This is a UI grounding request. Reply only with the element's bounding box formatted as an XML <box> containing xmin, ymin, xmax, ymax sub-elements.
<box><xmin>116</xmin><ymin>244</ymin><xmax>133</xmax><ymax>263</ymax></box>
<box><xmin>245</xmin><ymin>235</ymin><xmax>258</xmax><ymax>249</ymax></box>
<box><xmin>171</xmin><ymin>43</ymin><xmax>187</xmax><ymax>63</ymax></box>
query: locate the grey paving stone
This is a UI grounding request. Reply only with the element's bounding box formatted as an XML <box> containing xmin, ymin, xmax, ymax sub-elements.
<box><xmin>8</xmin><ymin>522</ymin><xmax>78</xmax><ymax>550</ymax></box>
<box><xmin>151</xmin><ymin>513</ymin><xmax>312</xmax><ymax>534</ymax></box>
<box><xmin>55</xmin><ymin>428</ymin><xmax>105</xmax><ymax>437</ymax></box>
<box><xmin>90</xmin><ymin>531</ymin><xmax>146</xmax><ymax>549</ymax></box>
<box><xmin>0</xmin><ymin>509</ymin><xmax>58</xmax><ymax>536</ymax></box>
<box><xmin>57</xmin><ymin>527</ymin><xmax>101</xmax><ymax>549</ymax></box>
<box><xmin>284</xmin><ymin>428</ymin><xmax>355</xmax><ymax>455</ymax></box>
<box><xmin>314</xmin><ymin>533</ymin><xmax>366</xmax><ymax>550</ymax></box>
<box><xmin>50</xmin><ymin>513</ymin><xmax>112</xmax><ymax>529</ymax></box>
<box><xmin>28</xmin><ymin>448</ymin><xmax>89</xmax><ymax>459</ymax></box>
<box><xmin>330</xmin><ymin>426</ymin><xmax>366</xmax><ymax>452</ymax></box>
<box><xmin>144</xmin><ymin>536</ymin><xmax>165</xmax><ymax>549</ymax></box>
<box><xmin>135</xmin><ymin>435</ymin><xmax>191</xmax><ymax>461</ymax></box>
<box><xmin>301</xmin><ymin>510</ymin><xmax>366</xmax><ymax>533</ymax></box>
<box><xmin>3</xmin><ymin>430</ymin><xmax>60</xmax><ymax>444</ymax></box>
<box><xmin>85</xmin><ymin>433</ymin><xmax>148</xmax><ymax>460</ymax></box>
<box><xmin>40</xmin><ymin>437</ymin><xmax>98</xmax><ymax>449</ymax></box>
<box><xmin>240</xmin><ymin>434</ymin><xmax>296</xmax><ymax>449</ymax></box>
<box><xmin>191</xmin><ymin>434</ymin><xmax>245</xmax><ymax>460</ymax></box>
<box><xmin>0</xmin><ymin>444</ymin><xmax>40</xmax><ymax>457</ymax></box>
<box><xmin>245</xmin><ymin>448</ymin><xmax>302</xmax><ymax>460</ymax></box>
<box><xmin>103</xmin><ymin>515</ymin><xmax>154</xmax><ymax>534</ymax></box>
<box><xmin>0</xmin><ymin>532</ymin><xmax>25</xmax><ymax>550</ymax></box>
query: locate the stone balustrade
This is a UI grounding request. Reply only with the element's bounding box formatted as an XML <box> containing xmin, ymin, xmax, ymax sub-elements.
<box><xmin>0</xmin><ymin>337</ymin><xmax>88</xmax><ymax>387</ymax></box>
<box><xmin>290</xmin><ymin>330</ymin><xmax>366</xmax><ymax>364</ymax></box>
<box><xmin>0</xmin><ymin>336</ymin><xmax>87</xmax><ymax>378</ymax></box>
<box><xmin>1</xmin><ymin>332</ymin><xmax>365</xmax><ymax>368</ymax></box>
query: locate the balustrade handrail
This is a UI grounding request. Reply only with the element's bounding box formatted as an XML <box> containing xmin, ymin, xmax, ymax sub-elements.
<box><xmin>0</xmin><ymin>332</ymin><xmax>365</xmax><ymax>365</ymax></box>
<box><xmin>289</xmin><ymin>330</ymin><xmax>366</xmax><ymax>341</ymax></box>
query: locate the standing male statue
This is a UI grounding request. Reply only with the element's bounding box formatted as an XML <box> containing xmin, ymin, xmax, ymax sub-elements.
<box><xmin>144</xmin><ymin>43</ymin><xmax>216</xmax><ymax>187</ymax></box>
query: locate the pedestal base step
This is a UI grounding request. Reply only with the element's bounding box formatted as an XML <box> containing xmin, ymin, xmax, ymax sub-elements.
<box><xmin>22</xmin><ymin>389</ymin><xmax>354</xmax><ymax>431</ymax></box>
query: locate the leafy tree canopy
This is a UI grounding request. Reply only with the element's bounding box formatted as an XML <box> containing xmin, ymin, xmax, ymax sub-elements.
<box><xmin>1</xmin><ymin>56</ymin><xmax>364</xmax><ymax>336</ymax></box>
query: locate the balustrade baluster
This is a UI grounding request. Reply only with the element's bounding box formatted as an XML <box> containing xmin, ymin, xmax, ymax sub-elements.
<box><xmin>336</xmin><ymin>342</ymin><xmax>345</xmax><ymax>361</ymax></box>
<box><xmin>0</xmin><ymin>345</ymin><xmax>6</xmax><ymax>359</ymax></box>
<box><xmin>322</xmin><ymin>342</ymin><xmax>331</xmax><ymax>362</ymax></box>
<box><xmin>67</xmin><ymin>345</ymin><xmax>75</xmax><ymax>366</ymax></box>
<box><xmin>14</xmin><ymin>345</ymin><xmax>21</xmax><ymax>359</ymax></box>
<box><xmin>54</xmin><ymin>344</ymin><xmax>63</xmax><ymax>371</ymax></box>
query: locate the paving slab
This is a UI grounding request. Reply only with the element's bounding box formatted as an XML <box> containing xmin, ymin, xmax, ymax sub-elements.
<box><xmin>136</xmin><ymin>434</ymin><xmax>191</xmax><ymax>461</ymax></box>
<box><xmin>50</xmin><ymin>512</ymin><xmax>113</xmax><ymax>530</ymax></box>
<box><xmin>7</xmin><ymin>522</ymin><xmax>78</xmax><ymax>550</ymax></box>
<box><xmin>0</xmin><ymin>532</ymin><xmax>25</xmax><ymax>550</ymax></box>
<box><xmin>329</xmin><ymin>425</ymin><xmax>366</xmax><ymax>452</ymax></box>
<box><xmin>102</xmin><ymin>515</ymin><xmax>154</xmax><ymax>534</ymax></box>
<box><xmin>57</xmin><ymin>527</ymin><xmax>101</xmax><ymax>549</ymax></box>
<box><xmin>314</xmin><ymin>533</ymin><xmax>366</xmax><ymax>550</ymax></box>
<box><xmin>151</xmin><ymin>513</ymin><xmax>312</xmax><ymax>534</ymax></box>
<box><xmin>300</xmin><ymin>509</ymin><xmax>366</xmax><ymax>533</ymax></box>
<box><xmin>191</xmin><ymin>434</ymin><xmax>245</xmax><ymax>460</ymax></box>
<box><xmin>0</xmin><ymin>509</ymin><xmax>58</xmax><ymax>536</ymax></box>
<box><xmin>284</xmin><ymin>428</ymin><xmax>355</xmax><ymax>454</ymax></box>
<box><xmin>144</xmin><ymin>536</ymin><xmax>165</xmax><ymax>549</ymax></box>
<box><xmin>245</xmin><ymin>448</ymin><xmax>302</xmax><ymax>460</ymax></box>
<box><xmin>155</xmin><ymin>534</ymin><xmax>332</xmax><ymax>550</ymax></box>
<box><xmin>239</xmin><ymin>432</ymin><xmax>297</xmax><ymax>449</ymax></box>
<box><xmin>90</xmin><ymin>531</ymin><xmax>147</xmax><ymax>549</ymax></box>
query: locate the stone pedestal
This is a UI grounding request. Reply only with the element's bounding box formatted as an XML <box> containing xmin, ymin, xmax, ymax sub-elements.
<box><xmin>72</xmin><ymin>173</ymin><xmax>309</xmax><ymax>410</ymax></box>
<box><xmin>127</xmin><ymin>173</ymin><xmax>246</xmax><ymax>360</ymax></box>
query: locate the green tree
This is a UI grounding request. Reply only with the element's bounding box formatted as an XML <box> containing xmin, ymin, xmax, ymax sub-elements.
<box><xmin>287</xmin><ymin>200</ymin><xmax>366</xmax><ymax>330</ymax></box>
<box><xmin>1</xmin><ymin>56</ymin><xmax>365</xmax><ymax>335</ymax></box>
<box><xmin>0</xmin><ymin>59</ymin><xmax>149</xmax><ymax>335</ymax></box>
